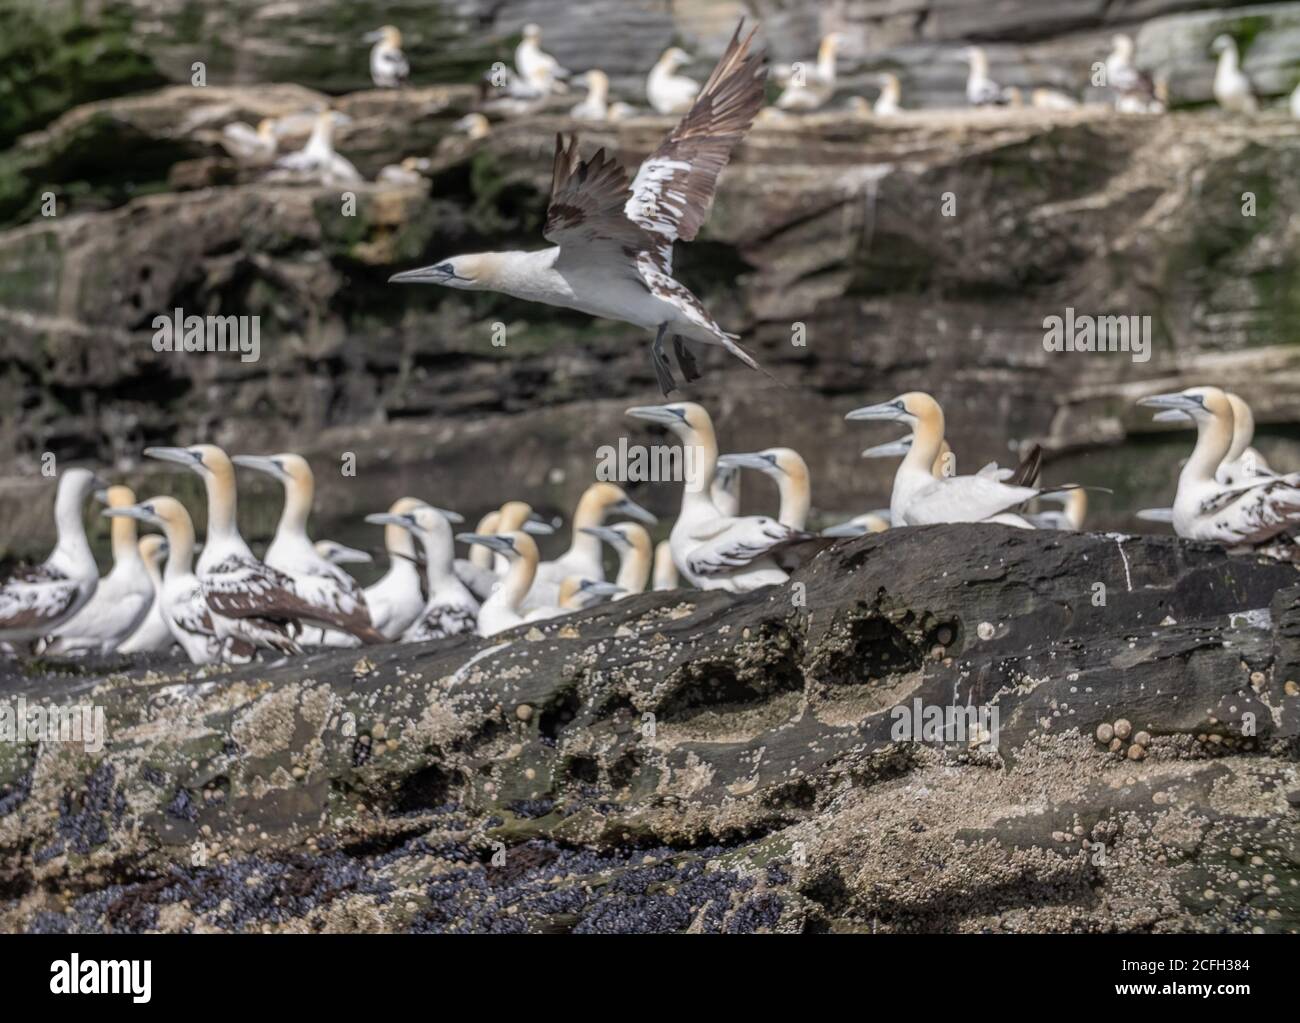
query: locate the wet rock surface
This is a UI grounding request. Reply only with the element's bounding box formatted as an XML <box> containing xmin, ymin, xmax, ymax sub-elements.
<box><xmin>3</xmin><ymin>526</ymin><xmax>1298</xmax><ymax>933</ymax></box>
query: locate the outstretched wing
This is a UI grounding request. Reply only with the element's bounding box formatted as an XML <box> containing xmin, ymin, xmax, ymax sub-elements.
<box><xmin>0</xmin><ymin>564</ymin><xmax>84</xmax><ymax>635</ymax></box>
<box><xmin>543</xmin><ymin>134</ymin><xmax>648</xmax><ymax>276</ymax></box>
<box><xmin>906</xmin><ymin>476</ymin><xmax>1040</xmax><ymax>525</ymax></box>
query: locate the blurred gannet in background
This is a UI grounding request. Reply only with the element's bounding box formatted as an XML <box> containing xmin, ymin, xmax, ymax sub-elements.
<box><xmin>315</xmin><ymin>539</ymin><xmax>373</xmax><ymax>566</ymax></box>
<box><xmin>457</xmin><ymin>531</ymin><xmax>538</xmax><ymax>635</ymax></box>
<box><xmin>1150</xmin><ymin>392</ymin><xmax>1275</xmax><ymax>485</ymax></box>
<box><xmin>627</xmin><ymin>403</ymin><xmax>808</xmax><ymax>591</ymax></box>
<box><xmin>1291</xmin><ymin>82</ymin><xmax>1300</xmax><ymax>119</ymax></box>
<box><xmin>516</xmin><ymin>23</ymin><xmax>570</xmax><ymax>94</ymax></box>
<box><xmin>965</xmin><ymin>47</ymin><xmax>1002</xmax><ymax>106</ymax></box>
<box><xmin>454</xmin><ymin>113</ymin><xmax>492</xmax><ymax>140</ymax></box>
<box><xmin>580</xmin><ymin>522</ymin><xmax>652</xmax><ymax>597</ymax></box>
<box><xmin>1030</xmin><ymin>87</ymin><xmax>1079</xmax><ymax>110</ymax></box>
<box><xmin>1210</xmin><ymin>35</ymin><xmax>1256</xmax><ymax>113</ymax></box>
<box><xmin>874</xmin><ymin>73</ymin><xmax>902</xmax><ymax>115</ymax></box>
<box><xmin>390</xmin><ymin>23</ymin><xmax>768</xmax><ymax>396</ymax></box>
<box><xmin>821</xmin><ymin>511</ymin><xmax>891</xmax><ymax>537</ymax></box>
<box><xmin>716</xmin><ymin>448</ymin><xmax>810</xmax><ymax>528</ymax></box>
<box><xmin>648</xmin><ymin>47</ymin><xmax>700</xmax><ymax>114</ymax></box>
<box><xmin>481</xmin><ymin>501</ymin><xmax>555</xmax><ymax>580</ymax></box>
<box><xmin>275</xmin><ymin>111</ymin><xmax>362</xmax><ymax>185</ymax></box>
<box><xmin>1137</xmin><ymin>387</ymin><xmax>1300</xmax><ymax>549</ymax></box>
<box><xmin>775</xmin><ymin>32</ymin><xmax>840</xmax><ymax>110</ymax></box>
<box><xmin>0</xmin><ymin>468</ymin><xmax>102</xmax><ymax>645</ymax></box>
<box><xmin>570</xmin><ymin>70</ymin><xmax>610</xmax><ymax>120</ymax></box>
<box><xmin>363</xmin><ymin>496</ymin><xmax>427</xmax><ymax>640</ymax></box>
<box><xmin>220</xmin><ymin>119</ymin><xmax>278</xmax><ymax>164</ymax></box>
<box><xmin>1105</xmin><ymin>34</ymin><xmax>1163</xmax><ymax>111</ymax></box>
<box><xmin>365</xmin><ymin>505</ymin><xmax>478</xmax><ymax>642</ymax></box>
<box><xmin>117</xmin><ymin>535</ymin><xmax>174</xmax><ymax>654</ymax></box>
<box><xmin>378</xmin><ymin>157</ymin><xmax>431</xmax><ymax>186</ymax></box>
<box><xmin>653</xmin><ymin>540</ymin><xmax>678</xmax><ymax>590</ymax></box>
<box><xmin>1025</xmin><ymin>489</ymin><xmax>1088</xmax><ymax>531</ymax></box>
<box><xmin>45</xmin><ymin>485</ymin><xmax>153</xmax><ymax>655</ymax></box>
<box><xmin>526</xmin><ymin>577</ymin><xmax>624</xmax><ymax>621</ymax></box>
<box><xmin>366</xmin><ymin>26</ymin><xmax>409</xmax><ymax>88</ymax></box>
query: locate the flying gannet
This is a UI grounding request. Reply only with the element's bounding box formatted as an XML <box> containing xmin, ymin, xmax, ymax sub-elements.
<box><xmin>716</xmin><ymin>447</ymin><xmax>810</xmax><ymax>528</ymax></box>
<box><xmin>220</xmin><ymin>119</ymin><xmax>278</xmax><ymax>165</ymax></box>
<box><xmin>456</xmin><ymin>530</ymin><xmax>538</xmax><ymax>636</ymax></box>
<box><xmin>363</xmin><ymin>496</ymin><xmax>428</xmax><ymax>640</ymax></box>
<box><xmin>652</xmin><ymin>539</ymin><xmax>678</xmax><ymax>590</ymax></box>
<box><xmin>365</xmin><ymin>505</ymin><xmax>478</xmax><ymax>642</ymax></box>
<box><xmin>570</xmin><ymin>70</ymin><xmax>611</xmax><ymax>120</ymax></box>
<box><xmin>390</xmin><ymin>22</ymin><xmax>769</xmax><ymax>396</ymax></box>
<box><xmin>117</xmin><ymin>534</ymin><xmax>175</xmax><ymax>654</ymax></box>
<box><xmin>0</xmin><ymin>468</ymin><xmax>102</xmax><ymax>646</ymax></box>
<box><xmin>580</xmin><ymin>522</ymin><xmax>652</xmax><ymax>597</ymax></box>
<box><xmin>365</xmin><ymin>26</ymin><xmax>410</xmax><ymax>88</ymax></box>
<box><xmin>315</xmin><ymin>539</ymin><xmax>373</xmax><ymax>566</ymax></box>
<box><xmin>965</xmin><ymin>47</ymin><xmax>1003</xmax><ymax>106</ymax></box>
<box><xmin>274</xmin><ymin>111</ymin><xmax>362</xmax><ymax>185</ymax></box>
<box><xmin>874</xmin><ymin>73</ymin><xmax>902</xmax><ymax>116</ymax></box>
<box><xmin>231</xmin><ymin>453</ymin><xmax>387</xmax><ymax>644</ymax></box>
<box><xmin>1137</xmin><ymin>387</ymin><xmax>1300</xmax><ymax>549</ymax></box>
<box><xmin>516</xmin><ymin>23</ymin><xmax>570</xmax><ymax>94</ymax></box>
<box><xmin>44</xmin><ymin>484</ymin><xmax>153</xmax><ymax>655</ymax></box>
<box><xmin>775</xmin><ymin>32</ymin><xmax>841</xmax><ymax>111</ymax></box>
<box><xmin>648</xmin><ymin>47</ymin><xmax>700</xmax><ymax>114</ymax></box>
<box><xmin>1210</xmin><ymin>35</ymin><xmax>1256</xmax><ymax>113</ymax></box>
<box><xmin>627</xmin><ymin>402</ymin><xmax>809</xmax><ymax>591</ymax></box>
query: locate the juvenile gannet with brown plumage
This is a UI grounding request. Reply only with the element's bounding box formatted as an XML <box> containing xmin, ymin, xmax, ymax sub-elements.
<box><xmin>455</xmin><ymin>530</ymin><xmax>538</xmax><ymax>636</ymax></box>
<box><xmin>364</xmin><ymin>496</ymin><xmax>427</xmax><ymax>640</ymax></box>
<box><xmin>365</xmin><ymin>26</ymin><xmax>409</xmax><ymax>88</ymax></box>
<box><xmin>716</xmin><ymin>447</ymin><xmax>810</xmax><ymax>529</ymax></box>
<box><xmin>274</xmin><ymin>111</ymin><xmax>361</xmax><ymax>185</ymax></box>
<box><xmin>580</xmin><ymin>522</ymin><xmax>652</xmax><ymax>597</ymax></box>
<box><xmin>390</xmin><ymin>22</ymin><xmax>768</xmax><ymax>396</ymax></box>
<box><xmin>0</xmin><ymin>468</ymin><xmax>102</xmax><ymax>646</ymax></box>
<box><xmin>653</xmin><ymin>540</ymin><xmax>678</xmax><ymax>590</ymax></box>
<box><xmin>775</xmin><ymin>32</ymin><xmax>841</xmax><ymax>111</ymax></box>
<box><xmin>44</xmin><ymin>485</ymin><xmax>153</xmax><ymax>655</ymax></box>
<box><xmin>648</xmin><ymin>47</ymin><xmax>700</xmax><ymax>114</ymax></box>
<box><xmin>365</xmin><ymin>505</ymin><xmax>478</xmax><ymax>642</ymax></box>
<box><xmin>1210</xmin><ymin>35</ymin><xmax>1256</xmax><ymax>113</ymax></box>
<box><xmin>117</xmin><ymin>534</ymin><xmax>174</xmax><ymax>654</ymax></box>
<box><xmin>516</xmin><ymin>23</ymin><xmax>570</xmax><ymax>94</ymax></box>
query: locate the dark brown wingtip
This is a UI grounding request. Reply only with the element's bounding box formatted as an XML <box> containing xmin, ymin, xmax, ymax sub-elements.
<box><xmin>1010</xmin><ymin>444</ymin><xmax>1044</xmax><ymax>488</ymax></box>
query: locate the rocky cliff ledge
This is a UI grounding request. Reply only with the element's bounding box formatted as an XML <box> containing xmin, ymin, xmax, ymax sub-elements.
<box><xmin>3</xmin><ymin>527</ymin><xmax>1298</xmax><ymax>933</ymax></box>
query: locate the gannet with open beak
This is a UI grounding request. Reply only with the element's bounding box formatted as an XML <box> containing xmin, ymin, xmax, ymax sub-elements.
<box><xmin>580</xmin><ymin>522</ymin><xmax>652</xmax><ymax>597</ymax></box>
<box><xmin>104</xmin><ymin>498</ymin><xmax>223</xmax><ymax>664</ymax></box>
<box><xmin>775</xmin><ymin>32</ymin><xmax>840</xmax><ymax>110</ymax></box>
<box><xmin>716</xmin><ymin>447</ymin><xmax>811</xmax><ymax>529</ymax></box>
<box><xmin>220</xmin><ymin>118</ymin><xmax>278</xmax><ymax>164</ymax></box>
<box><xmin>0</xmin><ymin>468</ymin><xmax>102</xmax><ymax>645</ymax></box>
<box><xmin>117</xmin><ymin>534</ymin><xmax>175</xmax><ymax>654</ymax></box>
<box><xmin>274</xmin><ymin>111</ymin><xmax>362</xmax><ymax>185</ymax></box>
<box><xmin>647</xmin><ymin>47</ymin><xmax>700</xmax><ymax>114</ymax></box>
<box><xmin>45</xmin><ymin>485</ymin><xmax>153</xmax><ymax>655</ymax></box>
<box><xmin>1210</xmin><ymin>35</ymin><xmax>1256</xmax><ymax>113</ymax></box>
<box><xmin>627</xmin><ymin>403</ymin><xmax>808</xmax><ymax>591</ymax></box>
<box><xmin>1137</xmin><ymin>387</ymin><xmax>1300</xmax><ymax>547</ymax></box>
<box><xmin>653</xmin><ymin>540</ymin><xmax>678</xmax><ymax>590</ymax></box>
<box><xmin>144</xmin><ymin>445</ymin><xmax>303</xmax><ymax>655</ymax></box>
<box><xmin>365</xmin><ymin>26</ymin><xmax>409</xmax><ymax>88</ymax></box>
<box><xmin>570</xmin><ymin>70</ymin><xmax>610</xmax><ymax>120</ymax></box>
<box><xmin>516</xmin><ymin>23</ymin><xmax>570</xmax><ymax>94</ymax></box>
<box><xmin>456</xmin><ymin>531</ymin><xmax>538</xmax><ymax>636</ymax></box>
<box><xmin>363</xmin><ymin>496</ymin><xmax>427</xmax><ymax>640</ymax></box>
<box><xmin>231</xmin><ymin>453</ymin><xmax>385</xmax><ymax>644</ymax></box>
<box><xmin>965</xmin><ymin>47</ymin><xmax>1003</xmax><ymax>106</ymax></box>
<box><xmin>365</xmin><ymin>505</ymin><xmax>477</xmax><ymax>642</ymax></box>
<box><xmin>391</xmin><ymin>22</ymin><xmax>768</xmax><ymax>396</ymax></box>
<box><xmin>874</xmin><ymin>73</ymin><xmax>902</xmax><ymax>116</ymax></box>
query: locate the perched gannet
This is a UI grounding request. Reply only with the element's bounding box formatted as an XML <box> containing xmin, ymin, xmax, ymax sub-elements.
<box><xmin>391</xmin><ymin>23</ymin><xmax>768</xmax><ymax>396</ymax></box>
<box><xmin>570</xmin><ymin>70</ymin><xmax>610</xmax><ymax>120</ymax></box>
<box><xmin>315</xmin><ymin>539</ymin><xmax>373</xmax><ymax>566</ymax></box>
<box><xmin>1106</xmin><ymin>35</ymin><xmax>1165</xmax><ymax>114</ymax></box>
<box><xmin>526</xmin><ymin>576</ymin><xmax>624</xmax><ymax>621</ymax></box>
<box><xmin>516</xmin><ymin>23</ymin><xmax>570</xmax><ymax>94</ymax></box>
<box><xmin>525</xmin><ymin>484</ymin><xmax>656</xmax><ymax>609</ymax></box>
<box><xmin>364</xmin><ymin>496</ymin><xmax>427</xmax><ymax>640</ymax></box>
<box><xmin>1138</xmin><ymin>387</ymin><xmax>1300</xmax><ymax>547</ymax></box>
<box><xmin>580</xmin><ymin>522</ymin><xmax>652</xmax><ymax>597</ymax></box>
<box><xmin>0</xmin><ymin>468</ymin><xmax>102</xmax><ymax>645</ymax></box>
<box><xmin>716</xmin><ymin>447</ymin><xmax>810</xmax><ymax>529</ymax></box>
<box><xmin>104</xmin><ymin>498</ymin><xmax>223</xmax><ymax>664</ymax></box>
<box><xmin>456</xmin><ymin>531</ymin><xmax>538</xmax><ymax>636</ymax></box>
<box><xmin>874</xmin><ymin>73</ymin><xmax>902</xmax><ymax>116</ymax></box>
<box><xmin>117</xmin><ymin>534</ymin><xmax>174</xmax><ymax>654</ymax></box>
<box><xmin>821</xmin><ymin>511</ymin><xmax>891</xmax><ymax>537</ymax></box>
<box><xmin>1210</xmin><ymin>35</ymin><xmax>1256</xmax><ymax>113</ymax></box>
<box><xmin>965</xmin><ymin>47</ymin><xmax>1002</xmax><ymax>106</ymax></box>
<box><xmin>275</xmin><ymin>111</ymin><xmax>362</xmax><ymax>185</ymax></box>
<box><xmin>652</xmin><ymin>540</ymin><xmax>678</xmax><ymax>590</ymax></box>
<box><xmin>647</xmin><ymin>47</ymin><xmax>700</xmax><ymax>114</ymax></box>
<box><xmin>627</xmin><ymin>403</ymin><xmax>807</xmax><ymax>591</ymax></box>
<box><xmin>45</xmin><ymin>485</ymin><xmax>153</xmax><ymax>655</ymax></box>
<box><xmin>378</xmin><ymin>156</ymin><xmax>431</xmax><ymax>186</ymax></box>
<box><xmin>454</xmin><ymin>113</ymin><xmax>492</xmax><ymax>140</ymax></box>
<box><xmin>1150</xmin><ymin>392</ymin><xmax>1275</xmax><ymax>485</ymax></box>
<box><xmin>144</xmin><ymin>445</ymin><xmax>303</xmax><ymax>655</ymax></box>
<box><xmin>1025</xmin><ymin>489</ymin><xmax>1088</xmax><ymax>531</ymax></box>
<box><xmin>365</xmin><ymin>26</ymin><xmax>409</xmax><ymax>88</ymax></box>
<box><xmin>466</xmin><ymin>510</ymin><xmax>501</xmax><ymax>573</ymax></box>
<box><xmin>1031</xmin><ymin>87</ymin><xmax>1079</xmax><ymax>110</ymax></box>
<box><xmin>220</xmin><ymin>119</ymin><xmax>278</xmax><ymax>164</ymax></box>
<box><xmin>484</xmin><ymin>500</ymin><xmax>555</xmax><ymax>577</ymax></box>
<box><xmin>365</xmin><ymin>506</ymin><xmax>478</xmax><ymax>642</ymax></box>
<box><xmin>231</xmin><ymin>454</ymin><xmax>385</xmax><ymax>644</ymax></box>
<box><xmin>775</xmin><ymin>32</ymin><xmax>841</xmax><ymax>111</ymax></box>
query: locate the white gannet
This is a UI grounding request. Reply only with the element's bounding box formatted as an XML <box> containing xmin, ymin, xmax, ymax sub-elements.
<box><xmin>391</xmin><ymin>23</ymin><xmax>768</xmax><ymax>396</ymax></box>
<box><xmin>454</xmin><ymin>113</ymin><xmax>492</xmax><ymax>140</ymax></box>
<box><xmin>117</xmin><ymin>534</ymin><xmax>175</xmax><ymax>654</ymax></box>
<box><xmin>274</xmin><ymin>111</ymin><xmax>362</xmax><ymax>185</ymax></box>
<box><xmin>378</xmin><ymin>156</ymin><xmax>431</xmax><ymax>187</ymax></box>
<box><xmin>144</xmin><ymin>445</ymin><xmax>304</xmax><ymax>656</ymax></box>
<box><xmin>104</xmin><ymin>497</ymin><xmax>223</xmax><ymax>665</ymax></box>
<box><xmin>365</xmin><ymin>505</ymin><xmax>478</xmax><ymax>642</ymax></box>
<box><xmin>716</xmin><ymin>447</ymin><xmax>810</xmax><ymax>528</ymax></box>
<box><xmin>0</xmin><ymin>468</ymin><xmax>102</xmax><ymax>646</ymax></box>
<box><xmin>315</xmin><ymin>539</ymin><xmax>373</xmax><ymax>566</ymax></box>
<box><xmin>220</xmin><ymin>118</ymin><xmax>278</xmax><ymax>164</ymax></box>
<box><xmin>627</xmin><ymin>403</ymin><xmax>807</xmax><ymax>591</ymax></box>
<box><xmin>516</xmin><ymin>23</ymin><xmax>570</xmax><ymax>94</ymax></box>
<box><xmin>570</xmin><ymin>70</ymin><xmax>610</xmax><ymax>120</ymax></box>
<box><xmin>821</xmin><ymin>511</ymin><xmax>891</xmax><ymax>537</ymax></box>
<box><xmin>1138</xmin><ymin>387</ymin><xmax>1300</xmax><ymax>548</ymax></box>
<box><xmin>1031</xmin><ymin>87</ymin><xmax>1079</xmax><ymax>110</ymax></box>
<box><xmin>456</xmin><ymin>530</ymin><xmax>538</xmax><ymax>636</ymax></box>
<box><xmin>1150</xmin><ymin>392</ymin><xmax>1275</xmax><ymax>485</ymax></box>
<box><xmin>231</xmin><ymin>453</ymin><xmax>386</xmax><ymax>644</ymax></box>
<box><xmin>525</xmin><ymin>576</ymin><xmax>624</xmax><ymax>621</ymax></box>
<box><xmin>580</xmin><ymin>522</ymin><xmax>652</xmax><ymax>597</ymax></box>
<box><xmin>965</xmin><ymin>47</ymin><xmax>1003</xmax><ymax>106</ymax></box>
<box><xmin>652</xmin><ymin>539</ymin><xmax>678</xmax><ymax>590</ymax></box>
<box><xmin>647</xmin><ymin>47</ymin><xmax>700</xmax><ymax>114</ymax></box>
<box><xmin>44</xmin><ymin>484</ymin><xmax>153</xmax><ymax>655</ymax></box>
<box><xmin>1025</xmin><ymin>489</ymin><xmax>1088</xmax><ymax>531</ymax></box>
<box><xmin>775</xmin><ymin>32</ymin><xmax>841</xmax><ymax>111</ymax></box>
<box><xmin>365</xmin><ymin>26</ymin><xmax>410</xmax><ymax>88</ymax></box>
<box><xmin>1291</xmin><ymin>82</ymin><xmax>1300</xmax><ymax>119</ymax></box>
<box><xmin>364</xmin><ymin>496</ymin><xmax>428</xmax><ymax>640</ymax></box>
<box><xmin>874</xmin><ymin>73</ymin><xmax>902</xmax><ymax>116</ymax></box>
<box><xmin>1105</xmin><ymin>34</ymin><xmax>1163</xmax><ymax>111</ymax></box>
<box><xmin>1210</xmin><ymin>35</ymin><xmax>1256</xmax><ymax>113</ymax></box>
<box><xmin>478</xmin><ymin>500</ymin><xmax>555</xmax><ymax>580</ymax></box>
<box><xmin>525</xmin><ymin>484</ymin><xmax>656</xmax><ymax>609</ymax></box>
<box><xmin>711</xmin><ymin>462</ymin><xmax>741</xmax><ymax>518</ymax></box>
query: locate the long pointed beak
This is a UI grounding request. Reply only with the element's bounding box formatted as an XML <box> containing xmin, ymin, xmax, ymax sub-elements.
<box><xmin>388</xmin><ymin>264</ymin><xmax>467</xmax><ymax>284</ymax></box>
<box><xmin>430</xmin><ymin>507</ymin><xmax>465</xmax><ymax>524</ymax></box>
<box><xmin>365</xmin><ymin>513</ymin><xmax>412</xmax><ymax>528</ymax></box>
<box><xmin>861</xmin><ymin>438</ymin><xmax>913</xmax><ymax>458</ymax></box>
<box><xmin>93</xmin><ymin>489</ymin><xmax>111</xmax><ymax>506</ymax></box>
<box><xmin>103</xmin><ymin>506</ymin><xmax>153</xmax><ymax>523</ymax></box>
<box><xmin>611</xmin><ymin>497</ymin><xmax>657</xmax><ymax>525</ymax></box>
<box><xmin>523</xmin><ymin>513</ymin><xmax>554</xmax><ymax>535</ymax></box>
<box><xmin>455</xmin><ymin>533</ymin><xmax>514</xmax><ymax>555</ymax></box>
<box><xmin>231</xmin><ymin>455</ymin><xmax>284</xmax><ymax>478</ymax></box>
<box><xmin>717</xmin><ymin>452</ymin><xmax>779</xmax><ymax>474</ymax></box>
<box><xmin>1137</xmin><ymin>392</ymin><xmax>1197</xmax><ymax>410</ymax></box>
<box><xmin>580</xmin><ymin>525</ymin><xmax>625</xmax><ymax>546</ymax></box>
<box><xmin>579</xmin><ymin>580</ymin><xmax>624</xmax><ymax>598</ymax></box>
<box><xmin>625</xmin><ymin>404</ymin><xmax>681</xmax><ymax>426</ymax></box>
<box><xmin>820</xmin><ymin>521</ymin><xmax>869</xmax><ymax>537</ymax></box>
<box><xmin>325</xmin><ymin>544</ymin><xmax>373</xmax><ymax>564</ymax></box>
<box><xmin>1151</xmin><ymin>409</ymin><xmax>1192</xmax><ymax>423</ymax></box>
<box><xmin>144</xmin><ymin>446</ymin><xmax>200</xmax><ymax>467</ymax></box>
<box><xmin>1136</xmin><ymin>508</ymin><xmax>1174</xmax><ymax>523</ymax></box>
<box><xmin>845</xmin><ymin>401</ymin><xmax>905</xmax><ymax>422</ymax></box>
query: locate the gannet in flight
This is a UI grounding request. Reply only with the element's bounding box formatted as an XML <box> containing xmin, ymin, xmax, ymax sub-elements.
<box><xmin>220</xmin><ymin>119</ymin><xmax>278</xmax><ymax>164</ymax></box>
<box><xmin>716</xmin><ymin>447</ymin><xmax>810</xmax><ymax>528</ymax></box>
<box><xmin>570</xmin><ymin>70</ymin><xmax>611</xmax><ymax>120</ymax></box>
<box><xmin>363</xmin><ymin>496</ymin><xmax>427</xmax><ymax>640</ymax></box>
<box><xmin>648</xmin><ymin>47</ymin><xmax>700</xmax><ymax>114</ymax></box>
<box><xmin>365</xmin><ymin>26</ymin><xmax>410</xmax><ymax>88</ymax></box>
<box><xmin>0</xmin><ymin>468</ymin><xmax>102</xmax><ymax>646</ymax></box>
<box><xmin>775</xmin><ymin>32</ymin><xmax>841</xmax><ymax>111</ymax></box>
<box><xmin>275</xmin><ymin>111</ymin><xmax>362</xmax><ymax>185</ymax></box>
<box><xmin>44</xmin><ymin>484</ymin><xmax>153</xmax><ymax>655</ymax></box>
<box><xmin>516</xmin><ymin>23</ymin><xmax>570</xmax><ymax>94</ymax></box>
<box><xmin>652</xmin><ymin>540</ymin><xmax>678</xmax><ymax>590</ymax></box>
<box><xmin>391</xmin><ymin>23</ymin><xmax>769</xmax><ymax>396</ymax></box>
<box><xmin>526</xmin><ymin>576</ymin><xmax>624</xmax><ymax>621</ymax></box>
<box><xmin>117</xmin><ymin>534</ymin><xmax>175</xmax><ymax>654</ymax></box>
<box><xmin>874</xmin><ymin>73</ymin><xmax>902</xmax><ymax>116</ymax></box>
<box><xmin>365</xmin><ymin>505</ymin><xmax>478</xmax><ymax>642</ymax></box>
<box><xmin>1210</xmin><ymin>35</ymin><xmax>1256</xmax><ymax>113</ymax></box>
<box><xmin>965</xmin><ymin>47</ymin><xmax>1003</xmax><ymax>106</ymax></box>
<box><xmin>231</xmin><ymin>454</ymin><xmax>386</xmax><ymax>644</ymax></box>
<box><xmin>456</xmin><ymin>530</ymin><xmax>538</xmax><ymax>636</ymax></box>
<box><xmin>627</xmin><ymin>402</ymin><xmax>809</xmax><ymax>591</ymax></box>
<box><xmin>315</xmin><ymin>539</ymin><xmax>373</xmax><ymax>566</ymax></box>
<box><xmin>1138</xmin><ymin>387</ymin><xmax>1300</xmax><ymax>548</ymax></box>
<box><xmin>580</xmin><ymin>522</ymin><xmax>652</xmax><ymax>597</ymax></box>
